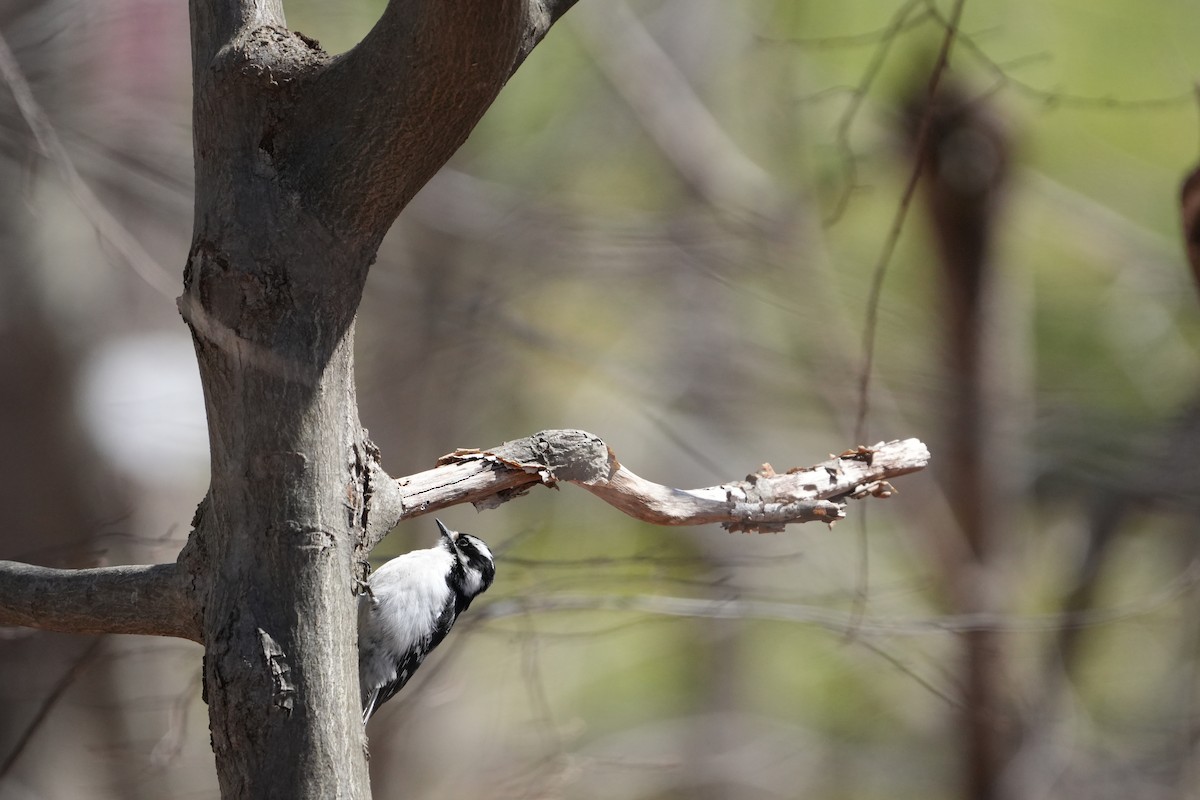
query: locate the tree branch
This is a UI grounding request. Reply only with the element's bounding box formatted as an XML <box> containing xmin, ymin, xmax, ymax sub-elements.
<box><xmin>0</xmin><ymin>562</ymin><xmax>199</xmax><ymax>642</ymax></box>
<box><xmin>367</xmin><ymin>430</ymin><xmax>929</xmax><ymax>549</ymax></box>
<box><xmin>277</xmin><ymin>0</ymin><xmax>523</xmax><ymax>237</ymax></box>
<box><xmin>259</xmin><ymin>0</ymin><xmax>582</xmax><ymax>239</ymax></box>
<box><xmin>188</xmin><ymin>0</ymin><xmax>585</xmax><ymax>268</ymax></box>
<box><xmin>0</xmin><ymin>431</ymin><xmax>928</xmax><ymax>639</ymax></box>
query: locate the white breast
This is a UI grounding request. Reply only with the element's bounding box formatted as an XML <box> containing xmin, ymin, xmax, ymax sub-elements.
<box><xmin>359</xmin><ymin>546</ymin><xmax>455</xmax><ymax>691</ymax></box>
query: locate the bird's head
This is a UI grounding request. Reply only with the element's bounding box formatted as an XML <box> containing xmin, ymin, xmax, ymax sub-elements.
<box><xmin>436</xmin><ymin>519</ymin><xmax>496</xmax><ymax>602</ymax></box>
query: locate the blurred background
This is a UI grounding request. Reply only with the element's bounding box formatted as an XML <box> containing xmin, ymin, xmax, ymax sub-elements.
<box><xmin>3</xmin><ymin>0</ymin><xmax>1200</xmax><ymax>798</ymax></box>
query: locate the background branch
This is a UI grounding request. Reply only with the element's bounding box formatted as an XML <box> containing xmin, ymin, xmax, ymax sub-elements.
<box><xmin>0</xmin><ymin>562</ymin><xmax>198</xmax><ymax>641</ymax></box>
<box><xmin>0</xmin><ymin>636</ymin><xmax>105</xmax><ymax>781</ymax></box>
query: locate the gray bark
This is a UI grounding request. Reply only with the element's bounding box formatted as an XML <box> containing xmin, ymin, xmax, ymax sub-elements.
<box><xmin>181</xmin><ymin>1</ymin><xmax>579</xmax><ymax>795</ymax></box>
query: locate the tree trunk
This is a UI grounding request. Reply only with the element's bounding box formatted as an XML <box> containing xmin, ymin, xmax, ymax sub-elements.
<box><xmin>177</xmin><ymin>1</ymin><xmax>572</xmax><ymax>795</ymax></box>
<box><xmin>186</xmin><ymin>330</ymin><xmax>369</xmax><ymax>794</ymax></box>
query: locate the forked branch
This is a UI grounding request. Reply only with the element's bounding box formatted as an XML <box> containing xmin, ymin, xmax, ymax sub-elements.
<box><xmin>279</xmin><ymin>0</ymin><xmax>584</xmax><ymax>236</ymax></box>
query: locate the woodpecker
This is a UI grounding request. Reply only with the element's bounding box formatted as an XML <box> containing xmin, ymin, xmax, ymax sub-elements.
<box><xmin>358</xmin><ymin>519</ymin><xmax>496</xmax><ymax>722</ymax></box>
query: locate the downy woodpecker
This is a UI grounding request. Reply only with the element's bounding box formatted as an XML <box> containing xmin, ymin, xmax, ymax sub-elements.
<box><xmin>358</xmin><ymin>519</ymin><xmax>496</xmax><ymax>722</ymax></box>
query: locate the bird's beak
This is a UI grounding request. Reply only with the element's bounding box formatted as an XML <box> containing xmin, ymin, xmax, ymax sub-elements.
<box><xmin>435</xmin><ymin>518</ymin><xmax>457</xmax><ymax>543</ymax></box>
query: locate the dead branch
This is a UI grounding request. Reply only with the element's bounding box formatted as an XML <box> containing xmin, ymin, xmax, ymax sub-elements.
<box><xmin>0</xmin><ymin>431</ymin><xmax>927</xmax><ymax>640</ymax></box>
<box><xmin>370</xmin><ymin>429</ymin><xmax>929</xmax><ymax>547</ymax></box>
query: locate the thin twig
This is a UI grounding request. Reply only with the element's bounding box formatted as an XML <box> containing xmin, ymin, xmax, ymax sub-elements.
<box><xmin>518</xmin><ymin>612</ymin><xmax>564</xmax><ymax>756</ymax></box>
<box><xmin>920</xmin><ymin>0</ymin><xmax>1193</xmax><ymax>112</ymax></box>
<box><xmin>824</xmin><ymin>0</ymin><xmax>928</xmax><ymax>227</ymax></box>
<box><xmin>853</xmin><ymin>636</ymin><xmax>965</xmax><ymax>710</ymax></box>
<box><xmin>0</xmin><ymin>30</ymin><xmax>178</xmax><ymax>297</ymax></box>
<box><xmin>0</xmin><ymin>636</ymin><xmax>105</xmax><ymax>781</ymax></box>
<box><xmin>150</xmin><ymin>668</ymin><xmax>204</xmax><ymax>767</ymax></box>
<box><xmin>853</xmin><ymin>0</ymin><xmax>967</xmax><ymax>445</ymax></box>
<box><xmin>845</xmin><ymin>0</ymin><xmax>964</xmax><ymax>647</ymax></box>
<box><xmin>479</xmin><ymin>559</ymin><xmax>1200</xmax><ymax>636</ymax></box>
<box><xmin>757</xmin><ymin>10</ymin><xmax>932</xmax><ymax>51</ymax></box>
